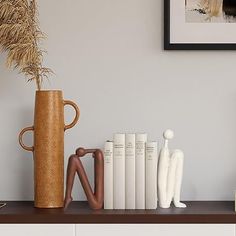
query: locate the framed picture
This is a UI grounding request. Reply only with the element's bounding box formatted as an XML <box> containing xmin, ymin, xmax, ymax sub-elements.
<box><xmin>164</xmin><ymin>0</ymin><xmax>236</xmax><ymax>50</ymax></box>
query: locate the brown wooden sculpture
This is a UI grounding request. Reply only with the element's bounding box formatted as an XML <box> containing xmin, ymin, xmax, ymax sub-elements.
<box><xmin>64</xmin><ymin>148</ymin><xmax>104</xmax><ymax>210</ymax></box>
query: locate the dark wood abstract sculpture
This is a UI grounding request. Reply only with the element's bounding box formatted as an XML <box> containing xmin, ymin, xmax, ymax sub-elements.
<box><xmin>64</xmin><ymin>148</ymin><xmax>104</xmax><ymax>210</ymax></box>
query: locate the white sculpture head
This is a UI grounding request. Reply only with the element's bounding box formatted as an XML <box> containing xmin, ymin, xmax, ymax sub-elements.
<box><xmin>163</xmin><ymin>129</ymin><xmax>174</xmax><ymax>140</ymax></box>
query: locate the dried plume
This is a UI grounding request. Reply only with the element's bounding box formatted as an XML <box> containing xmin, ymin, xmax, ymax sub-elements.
<box><xmin>0</xmin><ymin>0</ymin><xmax>52</xmax><ymax>90</ymax></box>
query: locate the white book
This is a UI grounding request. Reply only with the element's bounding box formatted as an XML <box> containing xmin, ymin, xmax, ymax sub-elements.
<box><xmin>104</xmin><ymin>141</ymin><xmax>113</xmax><ymax>209</ymax></box>
<box><xmin>113</xmin><ymin>133</ymin><xmax>125</xmax><ymax>209</ymax></box>
<box><xmin>125</xmin><ymin>134</ymin><xmax>135</xmax><ymax>209</ymax></box>
<box><xmin>135</xmin><ymin>133</ymin><xmax>147</xmax><ymax>209</ymax></box>
<box><xmin>145</xmin><ymin>141</ymin><xmax>158</xmax><ymax>209</ymax></box>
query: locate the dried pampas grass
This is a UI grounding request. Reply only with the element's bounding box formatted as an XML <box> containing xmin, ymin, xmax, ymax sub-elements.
<box><xmin>0</xmin><ymin>0</ymin><xmax>52</xmax><ymax>90</ymax></box>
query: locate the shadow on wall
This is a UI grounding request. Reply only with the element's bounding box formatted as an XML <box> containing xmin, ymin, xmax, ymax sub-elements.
<box><xmin>69</xmin><ymin>155</ymin><xmax>95</xmax><ymax>201</ymax></box>
<box><xmin>0</xmin><ymin>54</ymin><xmax>35</xmax><ymax>98</ymax></box>
<box><xmin>0</xmin><ymin>54</ymin><xmax>15</xmax><ymax>96</ymax></box>
<box><xmin>17</xmin><ymin>107</ymin><xmax>34</xmax><ymax>200</ymax></box>
<box><xmin>0</xmin><ymin>51</ymin><xmax>35</xmax><ymax>199</ymax></box>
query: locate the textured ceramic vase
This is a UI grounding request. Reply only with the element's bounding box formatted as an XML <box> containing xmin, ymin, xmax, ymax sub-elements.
<box><xmin>19</xmin><ymin>90</ymin><xmax>80</xmax><ymax>208</ymax></box>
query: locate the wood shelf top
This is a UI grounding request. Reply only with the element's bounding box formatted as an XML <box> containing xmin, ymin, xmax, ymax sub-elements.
<box><xmin>0</xmin><ymin>201</ymin><xmax>235</xmax><ymax>224</ymax></box>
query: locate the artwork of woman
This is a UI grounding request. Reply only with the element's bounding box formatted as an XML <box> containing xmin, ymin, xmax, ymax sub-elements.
<box><xmin>200</xmin><ymin>0</ymin><xmax>223</xmax><ymax>17</ymax></box>
<box><xmin>186</xmin><ymin>0</ymin><xmax>236</xmax><ymax>22</ymax></box>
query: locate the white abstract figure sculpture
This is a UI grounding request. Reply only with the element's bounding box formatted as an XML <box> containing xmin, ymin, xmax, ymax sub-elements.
<box><xmin>157</xmin><ymin>129</ymin><xmax>186</xmax><ymax>209</ymax></box>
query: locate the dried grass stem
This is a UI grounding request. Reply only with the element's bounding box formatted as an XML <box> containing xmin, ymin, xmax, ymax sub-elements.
<box><xmin>0</xmin><ymin>0</ymin><xmax>52</xmax><ymax>90</ymax></box>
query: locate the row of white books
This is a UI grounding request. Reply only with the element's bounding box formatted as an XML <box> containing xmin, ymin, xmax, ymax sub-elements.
<box><xmin>104</xmin><ymin>133</ymin><xmax>158</xmax><ymax>210</ymax></box>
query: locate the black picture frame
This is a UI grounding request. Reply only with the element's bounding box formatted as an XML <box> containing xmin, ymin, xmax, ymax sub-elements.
<box><xmin>164</xmin><ymin>0</ymin><xmax>236</xmax><ymax>50</ymax></box>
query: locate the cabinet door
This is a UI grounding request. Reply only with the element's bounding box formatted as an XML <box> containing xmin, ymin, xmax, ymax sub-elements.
<box><xmin>76</xmin><ymin>224</ymin><xmax>235</xmax><ymax>236</ymax></box>
<box><xmin>0</xmin><ymin>224</ymin><xmax>75</xmax><ymax>236</ymax></box>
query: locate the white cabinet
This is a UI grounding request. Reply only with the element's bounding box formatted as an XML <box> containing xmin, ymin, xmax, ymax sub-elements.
<box><xmin>0</xmin><ymin>224</ymin><xmax>75</xmax><ymax>236</ymax></box>
<box><xmin>0</xmin><ymin>224</ymin><xmax>235</xmax><ymax>236</ymax></box>
<box><xmin>76</xmin><ymin>224</ymin><xmax>235</xmax><ymax>236</ymax></box>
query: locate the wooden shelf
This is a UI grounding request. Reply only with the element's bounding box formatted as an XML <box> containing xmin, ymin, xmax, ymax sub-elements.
<box><xmin>0</xmin><ymin>201</ymin><xmax>235</xmax><ymax>224</ymax></box>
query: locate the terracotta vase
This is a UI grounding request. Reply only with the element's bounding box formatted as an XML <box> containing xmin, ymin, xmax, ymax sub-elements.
<box><xmin>19</xmin><ymin>90</ymin><xmax>80</xmax><ymax>208</ymax></box>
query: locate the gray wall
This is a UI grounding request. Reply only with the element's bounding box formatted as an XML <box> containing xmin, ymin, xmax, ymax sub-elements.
<box><xmin>0</xmin><ymin>0</ymin><xmax>235</xmax><ymax>201</ymax></box>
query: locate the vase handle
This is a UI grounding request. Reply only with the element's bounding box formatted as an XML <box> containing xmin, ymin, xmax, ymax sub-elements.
<box><xmin>64</xmin><ymin>100</ymin><xmax>80</xmax><ymax>131</ymax></box>
<box><xmin>19</xmin><ymin>126</ymin><xmax>34</xmax><ymax>152</ymax></box>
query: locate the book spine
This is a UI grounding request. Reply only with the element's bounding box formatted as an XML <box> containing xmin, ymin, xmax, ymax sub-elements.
<box><xmin>135</xmin><ymin>133</ymin><xmax>147</xmax><ymax>209</ymax></box>
<box><xmin>113</xmin><ymin>133</ymin><xmax>125</xmax><ymax>209</ymax></box>
<box><xmin>125</xmin><ymin>134</ymin><xmax>135</xmax><ymax>209</ymax></box>
<box><xmin>104</xmin><ymin>141</ymin><xmax>113</xmax><ymax>209</ymax></box>
<box><xmin>145</xmin><ymin>141</ymin><xmax>158</xmax><ymax>209</ymax></box>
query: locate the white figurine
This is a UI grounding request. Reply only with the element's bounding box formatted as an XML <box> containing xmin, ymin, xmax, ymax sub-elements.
<box><xmin>157</xmin><ymin>129</ymin><xmax>186</xmax><ymax>209</ymax></box>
